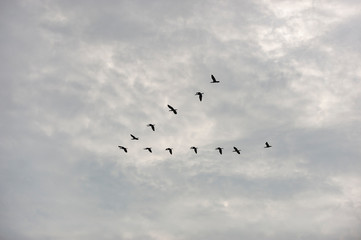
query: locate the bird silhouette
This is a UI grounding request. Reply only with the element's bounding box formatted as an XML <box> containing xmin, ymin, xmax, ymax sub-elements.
<box><xmin>211</xmin><ymin>74</ymin><xmax>220</xmax><ymax>83</ymax></box>
<box><xmin>130</xmin><ymin>134</ymin><xmax>139</xmax><ymax>140</ymax></box>
<box><xmin>144</xmin><ymin>147</ymin><xmax>152</xmax><ymax>153</ymax></box>
<box><xmin>165</xmin><ymin>148</ymin><xmax>173</xmax><ymax>155</ymax></box>
<box><xmin>264</xmin><ymin>142</ymin><xmax>272</xmax><ymax>148</ymax></box>
<box><xmin>215</xmin><ymin>147</ymin><xmax>223</xmax><ymax>154</ymax></box>
<box><xmin>147</xmin><ymin>123</ymin><xmax>155</xmax><ymax>131</ymax></box>
<box><xmin>167</xmin><ymin>104</ymin><xmax>177</xmax><ymax>114</ymax></box>
<box><xmin>190</xmin><ymin>146</ymin><xmax>198</xmax><ymax>154</ymax></box>
<box><xmin>233</xmin><ymin>147</ymin><xmax>241</xmax><ymax>154</ymax></box>
<box><xmin>195</xmin><ymin>92</ymin><xmax>204</xmax><ymax>101</ymax></box>
<box><xmin>118</xmin><ymin>146</ymin><xmax>128</xmax><ymax>153</ymax></box>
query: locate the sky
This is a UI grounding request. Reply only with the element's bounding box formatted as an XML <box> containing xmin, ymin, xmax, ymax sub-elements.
<box><xmin>1</xmin><ymin>0</ymin><xmax>361</xmax><ymax>239</ymax></box>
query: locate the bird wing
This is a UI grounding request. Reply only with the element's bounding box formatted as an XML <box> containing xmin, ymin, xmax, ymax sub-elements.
<box><xmin>211</xmin><ymin>75</ymin><xmax>216</xmax><ymax>81</ymax></box>
<box><xmin>118</xmin><ymin>146</ymin><xmax>127</xmax><ymax>152</ymax></box>
<box><xmin>167</xmin><ymin>105</ymin><xmax>174</xmax><ymax>111</ymax></box>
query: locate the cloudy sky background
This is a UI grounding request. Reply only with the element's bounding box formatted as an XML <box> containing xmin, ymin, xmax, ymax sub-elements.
<box><xmin>1</xmin><ymin>0</ymin><xmax>361</xmax><ymax>239</ymax></box>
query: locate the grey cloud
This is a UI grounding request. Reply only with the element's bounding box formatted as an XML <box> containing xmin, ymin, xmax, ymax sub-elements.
<box><xmin>1</xmin><ymin>0</ymin><xmax>361</xmax><ymax>239</ymax></box>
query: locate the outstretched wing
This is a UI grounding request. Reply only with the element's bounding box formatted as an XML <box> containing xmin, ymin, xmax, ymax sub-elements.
<box><xmin>168</xmin><ymin>105</ymin><xmax>177</xmax><ymax>114</ymax></box>
<box><xmin>233</xmin><ymin>147</ymin><xmax>240</xmax><ymax>154</ymax></box>
<box><xmin>191</xmin><ymin>147</ymin><xmax>198</xmax><ymax>154</ymax></box>
<box><xmin>216</xmin><ymin>147</ymin><xmax>222</xmax><ymax>154</ymax></box>
<box><xmin>147</xmin><ymin>124</ymin><xmax>155</xmax><ymax>131</ymax></box>
<box><xmin>118</xmin><ymin>146</ymin><xmax>127</xmax><ymax>152</ymax></box>
<box><xmin>167</xmin><ymin>104</ymin><xmax>175</xmax><ymax>111</ymax></box>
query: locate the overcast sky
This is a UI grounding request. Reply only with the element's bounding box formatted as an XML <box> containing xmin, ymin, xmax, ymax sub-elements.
<box><xmin>1</xmin><ymin>0</ymin><xmax>361</xmax><ymax>239</ymax></box>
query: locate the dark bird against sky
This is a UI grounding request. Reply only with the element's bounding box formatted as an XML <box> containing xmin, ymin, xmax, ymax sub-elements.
<box><xmin>195</xmin><ymin>92</ymin><xmax>204</xmax><ymax>101</ymax></box>
<box><xmin>167</xmin><ymin>104</ymin><xmax>177</xmax><ymax>114</ymax></box>
<box><xmin>130</xmin><ymin>134</ymin><xmax>139</xmax><ymax>140</ymax></box>
<box><xmin>211</xmin><ymin>74</ymin><xmax>220</xmax><ymax>83</ymax></box>
<box><xmin>144</xmin><ymin>147</ymin><xmax>152</xmax><ymax>153</ymax></box>
<box><xmin>165</xmin><ymin>148</ymin><xmax>173</xmax><ymax>155</ymax></box>
<box><xmin>190</xmin><ymin>146</ymin><xmax>198</xmax><ymax>154</ymax></box>
<box><xmin>118</xmin><ymin>146</ymin><xmax>128</xmax><ymax>153</ymax></box>
<box><xmin>147</xmin><ymin>123</ymin><xmax>155</xmax><ymax>131</ymax></box>
<box><xmin>215</xmin><ymin>147</ymin><xmax>223</xmax><ymax>155</ymax></box>
<box><xmin>264</xmin><ymin>142</ymin><xmax>272</xmax><ymax>148</ymax></box>
<box><xmin>233</xmin><ymin>147</ymin><xmax>241</xmax><ymax>154</ymax></box>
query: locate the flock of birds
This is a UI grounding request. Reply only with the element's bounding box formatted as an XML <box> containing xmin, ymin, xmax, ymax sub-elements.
<box><xmin>118</xmin><ymin>75</ymin><xmax>272</xmax><ymax>155</ymax></box>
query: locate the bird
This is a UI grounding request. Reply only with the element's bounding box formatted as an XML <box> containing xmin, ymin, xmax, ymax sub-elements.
<box><xmin>165</xmin><ymin>148</ymin><xmax>173</xmax><ymax>155</ymax></box>
<box><xmin>190</xmin><ymin>146</ymin><xmax>198</xmax><ymax>154</ymax></box>
<box><xmin>147</xmin><ymin>123</ymin><xmax>155</xmax><ymax>131</ymax></box>
<box><xmin>130</xmin><ymin>134</ymin><xmax>139</xmax><ymax>140</ymax></box>
<box><xmin>144</xmin><ymin>147</ymin><xmax>152</xmax><ymax>153</ymax></box>
<box><xmin>195</xmin><ymin>92</ymin><xmax>204</xmax><ymax>101</ymax></box>
<box><xmin>118</xmin><ymin>146</ymin><xmax>128</xmax><ymax>153</ymax></box>
<box><xmin>167</xmin><ymin>104</ymin><xmax>177</xmax><ymax>114</ymax></box>
<box><xmin>215</xmin><ymin>147</ymin><xmax>223</xmax><ymax>155</ymax></box>
<box><xmin>233</xmin><ymin>147</ymin><xmax>241</xmax><ymax>154</ymax></box>
<box><xmin>264</xmin><ymin>142</ymin><xmax>272</xmax><ymax>148</ymax></box>
<box><xmin>210</xmin><ymin>74</ymin><xmax>220</xmax><ymax>83</ymax></box>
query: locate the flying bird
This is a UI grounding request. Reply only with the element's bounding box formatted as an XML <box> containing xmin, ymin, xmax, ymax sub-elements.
<box><xmin>195</xmin><ymin>92</ymin><xmax>204</xmax><ymax>101</ymax></box>
<box><xmin>167</xmin><ymin>104</ymin><xmax>177</xmax><ymax>114</ymax></box>
<box><xmin>144</xmin><ymin>147</ymin><xmax>152</xmax><ymax>153</ymax></box>
<box><xmin>233</xmin><ymin>147</ymin><xmax>241</xmax><ymax>154</ymax></box>
<box><xmin>211</xmin><ymin>74</ymin><xmax>220</xmax><ymax>83</ymax></box>
<box><xmin>264</xmin><ymin>142</ymin><xmax>272</xmax><ymax>148</ymax></box>
<box><xmin>130</xmin><ymin>134</ymin><xmax>139</xmax><ymax>140</ymax></box>
<box><xmin>118</xmin><ymin>146</ymin><xmax>128</xmax><ymax>153</ymax></box>
<box><xmin>215</xmin><ymin>147</ymin><xmax>223</xmax><ymax>155</ymax></box>
<box><xmin>147</xmin><ymin>123</ymin><xmax>155</xmax><ymax>131</ymax></box>
<box><xmin>165</xmin><ymin>148</ymin><xmax>173</xmax><ymax>155</ymax></box>
<box><xmin>190</xmin><ymin>146</ymin><xmax>198</xmax><ymax>154</ymax></box>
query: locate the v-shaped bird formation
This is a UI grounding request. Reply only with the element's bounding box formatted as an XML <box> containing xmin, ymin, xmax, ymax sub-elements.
<box><xmin>118</xmin><ymin>74</ymin><xmax>272</xmax><ymax>156</ymax></box>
